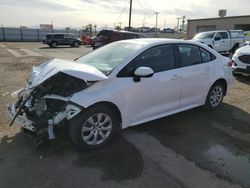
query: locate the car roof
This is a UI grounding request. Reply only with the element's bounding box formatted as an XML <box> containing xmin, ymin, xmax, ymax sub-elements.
<box><xmin>118</xmin><ymin>30</ymin><xmax>139</xmax><ymax>35</ymax></box>
<box><xmin>98</xmin><ymin>29</ymin><xmax>139</xmax><ymax>35</ymax></box>
<box><xmin>47</xmin><ymin>33</ymin><xmax>73</xmax><ymax>35</ymax></box>
<box><xmin>117</xmin><ymin>38</ymin><xmax>200</xmax><ymax>46</ymax></box>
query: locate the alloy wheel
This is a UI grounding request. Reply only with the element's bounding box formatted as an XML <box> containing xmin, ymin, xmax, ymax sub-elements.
<box><xmin>81</xmin><ymin>113</ymin><xmax>112</xmax><ymax>145</ymax></box>
<box><xmin>210</xmin><ymin>85</ymin><xmax>223</xmax><ymax>107</ymax></box>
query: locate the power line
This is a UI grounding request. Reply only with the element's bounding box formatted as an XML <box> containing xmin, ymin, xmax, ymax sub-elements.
<box><xmin>116</xmin><ymin>0</ymin><xmax>129</xmax><ymax>23</ymax></box>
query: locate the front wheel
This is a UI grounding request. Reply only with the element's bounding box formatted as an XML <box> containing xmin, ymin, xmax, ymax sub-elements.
<box><xmin>204</xmin><ymin>82</ymin><xmax>225</xmax><ymax>110</ymax></box>
<box><xmin>68</xmin><ymin>105</ymin><xmax>118</xmax><ymax>151</ymax></box>
<box><xmin>50</xmin><ymin>41</ymin><xmax>58</xmax><ymax>48</ymax></box>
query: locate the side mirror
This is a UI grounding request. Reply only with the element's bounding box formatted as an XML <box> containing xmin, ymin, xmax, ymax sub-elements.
<box><xmin>133</xmin><ymin>67</ymin><xmax>154</xmax><ymax>82</ymax></box>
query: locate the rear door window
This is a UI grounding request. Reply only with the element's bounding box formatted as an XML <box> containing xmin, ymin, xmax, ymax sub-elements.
<box><xmin>178</xmin><ymin>45</ymin><xmax>202</xmax><ymax>67</ymax></box>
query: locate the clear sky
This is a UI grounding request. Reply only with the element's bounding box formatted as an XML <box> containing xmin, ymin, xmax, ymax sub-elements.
<box><xmin>0</xmin><ymin>0</ymin><xmax>249</xmax><ymax>29</ymax></box>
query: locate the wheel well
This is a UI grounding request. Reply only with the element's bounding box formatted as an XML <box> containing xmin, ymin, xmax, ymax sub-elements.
<box><xmin>50</xmin><ymin>41</ymin><xmax>57</xmax><ymax>45</ymax></box>
<box><xmin>231</xmin><ymin>43</ymin><xmax>239</xmax><ymax>51</ymax></box>
<box><xmin>213</xmin><ymin>79</ymin><xmax>227</xmax><ymax>96</ymax></box>
<box><xmin>89</xmin><ymin>102</ymin><xmax>122</xmax><ymax>126</ymax></box>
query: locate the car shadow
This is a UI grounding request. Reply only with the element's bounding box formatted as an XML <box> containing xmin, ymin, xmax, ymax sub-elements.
<box><xmin>39</xmin><ymin>46</ymin><xmax>81</xmax><ymax>49</ymax></box>
<box><xmin>131</xmin><ymin>103</ymin><xmax>250</xmax><ymax>187</ymax></box>
<box><xmin>0</xmin><ymin>124</ymin><xmax>143</xmax><ymax>186</ymax></box>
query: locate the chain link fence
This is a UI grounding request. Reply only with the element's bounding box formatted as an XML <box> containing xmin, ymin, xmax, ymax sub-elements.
<box><xmin>0</xmin><ymin>27</ymin><xmax>87</xmax><ymax>42</ymax></box>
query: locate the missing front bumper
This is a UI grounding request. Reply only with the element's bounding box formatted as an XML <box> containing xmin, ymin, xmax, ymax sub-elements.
<box><xmin>7</xmin><ymin>103</ymin><xmax>36</xmax><ymax>132</ymax></box>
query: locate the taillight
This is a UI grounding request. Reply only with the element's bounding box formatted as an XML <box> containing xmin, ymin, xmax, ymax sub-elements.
<box><xmin>228</xmin><ymin>60</ymin><xmax>234</xmax><ymax>67</ymax></box>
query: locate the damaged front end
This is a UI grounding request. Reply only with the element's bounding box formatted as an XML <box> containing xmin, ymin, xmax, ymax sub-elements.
<box><xmin>7</xmin><ymin>58</ymin><xmax>108</xmax><ymax>144</ymax></box>
<box><xmin>7</xmin><ymin>72</ymin><xmax>88</xmax><ymax>142</ymax></box>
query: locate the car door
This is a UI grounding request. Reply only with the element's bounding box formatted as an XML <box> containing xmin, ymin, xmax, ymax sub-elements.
<box><xmin>176</xmin><ymin>44</ymin><xmax>215</xmax><ymax>108</ymax></box>
<box><xmin>214</xmin><ymin>32</ymin><xmax>230</xmax><ymax>51</ymax></box>
<box><xmin>56</xmin><ymin>34</ymin><xmax>65</xmax><ymax>45</ymax></box>
<box><xmin>117</xmin><ymin>44</ymin><xmax>181</xmax><ymax>124</ymax></box>
<box><xmin>64</xmin><ymin>34</ymin><xmax>74</xmax><ymax>45</ymax></box>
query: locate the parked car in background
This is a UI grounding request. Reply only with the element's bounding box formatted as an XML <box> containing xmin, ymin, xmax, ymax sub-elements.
<box><xmin>81</xmin><ymin>34</ymin><xmax>94</xmax><ymax>46</ymax></box>
<box><xmin>232</xmin><ymin>45</ymin><xmax>250</xmax><ymax>76</ymax></box>
<box><xmin>93</xmin><ymin>30</ymin><xmax>144</xmax><ymax>49</ymax></box>
<box><xmin>8</xmin><ymin>39</ymin><xmax>234</xmax><ymax>150</ymax></box>
<box><xmin>244</xmin><ymin>41</ymin><xmax>250</xmax><ymax>46</ymax></box>
<box><xmin>138</xmin><ymin>27</ymin><xmax>151</xmax><ymax>32</ymax></box>
<box><xmin>192</xmin><ymin>30</ymin><xmax>245</xmax><ymax>53</ymax></box>
<box><xmin>43</xmin><ymin>33</ymin><xmax>82</xmax><ymax>48</ymax></box>
<box><xmin>162</xmin><ymin>28</ymin><xmax>175</xmax><ymax>33</ymax></box>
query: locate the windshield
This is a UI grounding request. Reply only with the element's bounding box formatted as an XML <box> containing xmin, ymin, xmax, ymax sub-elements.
<box><xmin>193</xmin><ymin>32</ymin><xmax>215</xmax><ymax>39</ymax></box>
<box><xmin>75</xmin><ymin>42</ymin><xmax>142</xmax><ymax>75</ymax></box>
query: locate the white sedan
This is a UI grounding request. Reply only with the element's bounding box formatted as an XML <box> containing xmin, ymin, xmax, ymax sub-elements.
<box><xmin>8</xmin><ymin>39</ymin><xmax>234</xmax><ymax>150</ymax></box>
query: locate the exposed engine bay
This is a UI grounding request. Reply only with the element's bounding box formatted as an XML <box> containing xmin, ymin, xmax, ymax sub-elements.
<box><xmin>8</xmin><ymin>72</ymin><xmax>91</xmax><ymax>142</ymax></box>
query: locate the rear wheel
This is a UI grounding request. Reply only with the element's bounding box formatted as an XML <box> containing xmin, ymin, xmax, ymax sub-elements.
<box><xmin>69</xmin><ymin>105</ymin><xmax>118</xmax><ymax>151</ymax></box>
<box><xmin>205</xmin><ymin>82</ymin><xmax>225</xmax><ymax>110</ymax></box>
<box><xmin>72</xmin><ymin>41</ymin><xmax>79</xmax><ymax>48</ymax></box>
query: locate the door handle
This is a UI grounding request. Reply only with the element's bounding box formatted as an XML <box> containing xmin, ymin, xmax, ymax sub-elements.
<box><xmin>171</xmin><ymin>74</ymin><xmax>182</xmax><ymax>80</ymax></box>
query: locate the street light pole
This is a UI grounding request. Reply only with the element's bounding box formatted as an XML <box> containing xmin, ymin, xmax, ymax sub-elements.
<box><xmin>128</xmin><ymin>0</ymin><xmax>133</xmax><ymax>30</ymax></box>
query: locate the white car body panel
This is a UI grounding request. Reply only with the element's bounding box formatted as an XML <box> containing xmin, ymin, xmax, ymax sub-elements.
<box><xmin>179</xmin><ymin>61</ymin><xmax>215</xmax><ymax>108</ymax></box>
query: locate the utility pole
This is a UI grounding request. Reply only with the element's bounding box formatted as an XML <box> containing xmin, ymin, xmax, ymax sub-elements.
<box><xmin>154</xmin><ymin>12</ymin><xmax>159</xmax><ymax>36</ymax></box>
<box><xmin>176</xmin><ymin>17</ymin><xmax>181</xmax><ymax>31</ymax></box>
<box><xmin>142</xmin><ymin>15</ymin><xmax>146</xmax><ymax>27</ymax></box>
<box><xmin>128</xmin><ymin>0</ymin><xmax>132</xmax><ymax>30</ymax></box>
<box><xmin>117</xmin><ymin>22</ymin><xmax>122</xmax><ymax>30</ymax></box>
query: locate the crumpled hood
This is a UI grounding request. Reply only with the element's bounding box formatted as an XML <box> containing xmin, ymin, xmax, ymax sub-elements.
<box><xmin>237</xmin><ymin>45</ymin><xmax>250</xmax><ymax>55</ymax></box>
<box><xmin>30</xmin><ymin>58</ymin><xmax>108</xmax><ymax>87</ymax></box>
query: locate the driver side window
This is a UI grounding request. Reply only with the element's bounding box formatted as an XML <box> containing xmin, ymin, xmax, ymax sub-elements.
<box><xmin>117</xmin><ymin>45</ymin><xmax>176</xmax><ymax>77</ymax></box>
<box><xmin>215</xmin><ymin>33</ymin><xmax>222</xmax><ymax>39</ymax></box>
<box><xmin>134</xmin><ymin>45</ymin><xmax>175</xmax><ymax>73</ymax></box>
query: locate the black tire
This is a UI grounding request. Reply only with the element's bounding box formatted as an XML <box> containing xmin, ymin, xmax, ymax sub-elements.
<box><xmin>68</xmin><ymin>105</ymin><xmax>118</xmax><ymax>151</ymax></box>
<box><xmin>204</xmin><ymin>82</ymin><xmax>225</xmax><ymax>110</ymax></box>
<box><xmin>50</xmin><ymin>41</ymin><xmax>58</xmax><ymax>48</ymax></box>
<box><xmin>231</xmin><ymin>44</ymin><xmax>239</xmax><ymax>54</ymax></box>
<box><xmin>72</xmin><ymin>41</ymin><xmax>79</xmax><ymax>48</ymax></box>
